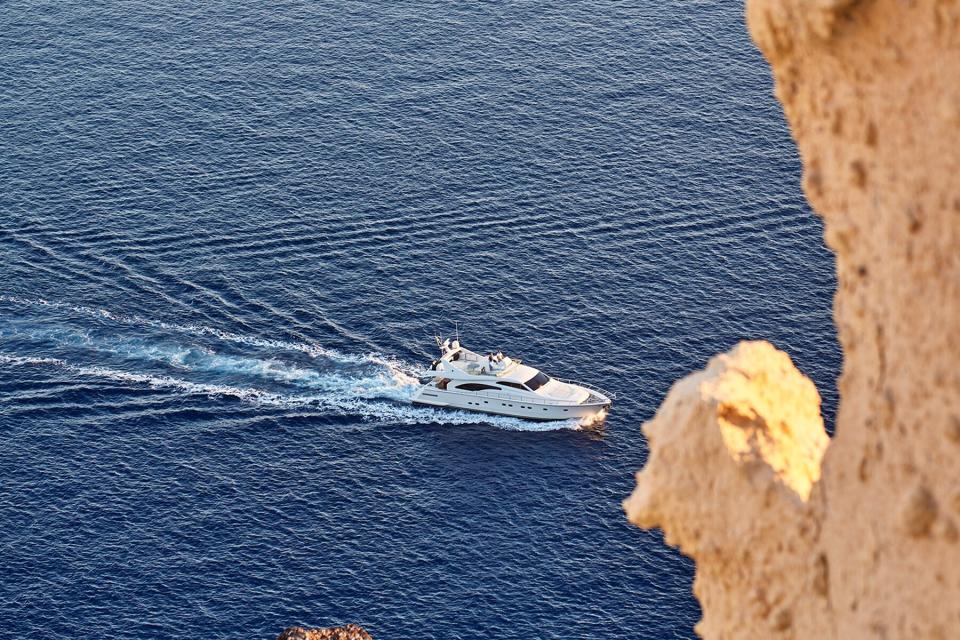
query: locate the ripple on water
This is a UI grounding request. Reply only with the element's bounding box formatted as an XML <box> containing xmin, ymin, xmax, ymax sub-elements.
<box><xmin>0</xmin><ymin>1</ymin><xmax>838</xmax><ymax>638</ymax></box>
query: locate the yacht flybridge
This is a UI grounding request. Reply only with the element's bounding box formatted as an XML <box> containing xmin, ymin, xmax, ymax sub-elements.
<box><xmin>411</xmin><ymin>335</ymin><xmax>614</xmax><ymax>421</ymax></box>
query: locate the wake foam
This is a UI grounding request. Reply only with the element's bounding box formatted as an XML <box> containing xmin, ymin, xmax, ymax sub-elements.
<box><xmin>0</xmin><ymin>295</ymin><xmax>400</xmax><ymax>368</ymax></box>
<box><xmin>0</xmin><ymin>354</ymin><xmax>579</xmax><ymax>430</ymax></box>
<box><xmin>0</xmin><ymin>297</ymin><xmax>583</xmax><ymax>431</ymax></box>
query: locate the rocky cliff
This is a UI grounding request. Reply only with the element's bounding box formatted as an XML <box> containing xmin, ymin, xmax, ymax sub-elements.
<box><xmin>625</xmin><ymin>0</ymin><xmax>960</xmax><ymax>638</ymax></box>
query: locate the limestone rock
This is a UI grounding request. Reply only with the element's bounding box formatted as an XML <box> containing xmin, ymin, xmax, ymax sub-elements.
<box><xmin>626</xmin><ymin>0</ymin><xmax>960</xmax><ymax>637</ymax></box>
<box><xmin>898</xmin><ymin>485</ymin><xmax>939</xmax><ymax>538</ymax></box>
<box><xmin>623</xmin><ymin>342</ymin><xmax>829</xmax><ymax>639</ymax></box>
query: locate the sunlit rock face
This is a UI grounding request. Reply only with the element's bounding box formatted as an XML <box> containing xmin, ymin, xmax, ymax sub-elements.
<box><xmin>624</xmin><ymin>342</ymin><xmax>830</xmax><ymax>638</ymax></box>
<box><xmin>626</xmin><ymin>0</ymin><xmax>960</xmax><ymax>637</ymax></box>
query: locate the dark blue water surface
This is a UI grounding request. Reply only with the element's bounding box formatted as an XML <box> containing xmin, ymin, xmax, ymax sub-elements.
<box><xmin>0</xmin><ymin>1</ymin><xmax>839</xmax><ymax>638</ymax></box>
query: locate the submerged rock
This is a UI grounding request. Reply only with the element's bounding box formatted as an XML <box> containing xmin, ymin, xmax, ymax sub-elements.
<box><xmin>277</xmin><ymin>624</ymin><xmax>373</xmax><ymax>640</ymax></box>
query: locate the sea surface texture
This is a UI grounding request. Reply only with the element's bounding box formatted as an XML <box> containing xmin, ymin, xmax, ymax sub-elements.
<box><xmin>0</xmin><ymin>1</ymin><xmax>839</xmax><ymax>638</ymax></box>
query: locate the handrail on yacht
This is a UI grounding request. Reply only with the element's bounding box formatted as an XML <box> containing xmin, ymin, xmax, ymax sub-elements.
<box><xmin>426</xmin><ymin>379</ymin><xmax>615</xmax><ymax>406</ymax></box>
<box><xmin>553</xmin><ymin>378</ymin><xmax>617</xmax><ymax>401</ymax></box>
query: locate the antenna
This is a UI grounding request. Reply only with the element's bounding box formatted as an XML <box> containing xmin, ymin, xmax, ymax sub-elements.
<box><xmin>453</xmin><ymin>320</ymin><xmax>460</xmax><ymax>343</ymax></box>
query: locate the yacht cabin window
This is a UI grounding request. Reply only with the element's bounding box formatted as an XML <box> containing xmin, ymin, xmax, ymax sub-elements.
<box><xmin>525</xmin><ymin>371</ymin><xmax>551</xmax><ymax>391</ymax></box>
<box><xmin>456</xmin><ymin>383</ymin><xmax>500</xmax><ymax>391</ymax></box>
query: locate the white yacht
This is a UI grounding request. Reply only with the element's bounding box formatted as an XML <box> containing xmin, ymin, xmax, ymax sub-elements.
<box><xmin>411</xmin><ymin>335</ymin><xmax>614</xmax><ymax>421</ymax></box>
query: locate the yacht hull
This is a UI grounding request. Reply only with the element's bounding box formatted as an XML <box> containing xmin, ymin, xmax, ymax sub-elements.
<box><xmin>411</xmin><ymin>387</ymin><xmax>608</xmax><ymax>421</ymax></box>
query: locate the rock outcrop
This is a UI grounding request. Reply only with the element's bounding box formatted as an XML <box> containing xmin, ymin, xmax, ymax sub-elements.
<box><xmin>625</xmin><ymin>0</ymin><xmax>960</xmax><ymax>638</ymax></box>
<box><xmin>277</xmin><ymin>624</ymin><xmax>373</xmax><ymax>640</ymax></box>
<box><xmin>623</xmin><ymin>342</ymin><xmax>831</xmax><ymax>638</ymax></box>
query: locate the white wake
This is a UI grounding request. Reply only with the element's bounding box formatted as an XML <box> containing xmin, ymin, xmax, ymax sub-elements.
<box><xmin>0</xmin><ymin>297</ymin><xmax>585</xmax><ymax>431</ymax></box>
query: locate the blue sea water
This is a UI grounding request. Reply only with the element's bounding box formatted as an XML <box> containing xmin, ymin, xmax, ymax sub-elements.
<box><xmin>0</xmin><ymin>1</ymin><xmax>839</xmax><ymax>638</ymax></box>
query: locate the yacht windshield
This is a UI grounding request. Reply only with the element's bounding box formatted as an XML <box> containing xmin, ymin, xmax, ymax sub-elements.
<box><xmin>524</xmin><ymin>371</ymin><xmax>551</xmax><ymax>391</ymax></box>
